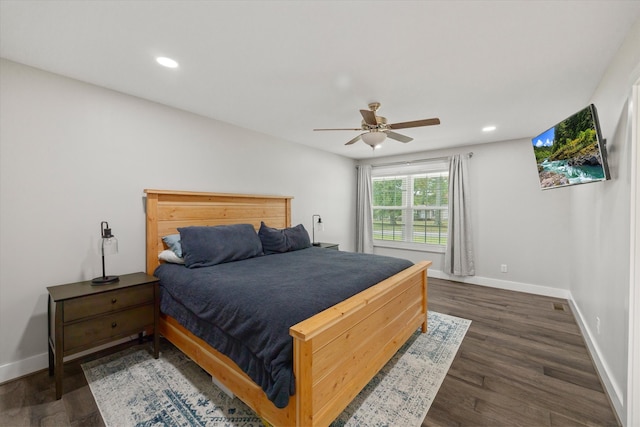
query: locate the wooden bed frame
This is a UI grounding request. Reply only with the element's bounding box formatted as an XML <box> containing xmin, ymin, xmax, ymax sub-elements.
<box><xmin>144</xmin><ymin>189</ymin><xmax>432</xmax><ymax>426</ymax></box>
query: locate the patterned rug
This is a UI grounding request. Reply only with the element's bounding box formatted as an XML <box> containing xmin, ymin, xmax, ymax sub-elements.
<box><xmin>82</xmin><ymin>311</ymin><xmax>470</xmax><ymax>427</ymax></box>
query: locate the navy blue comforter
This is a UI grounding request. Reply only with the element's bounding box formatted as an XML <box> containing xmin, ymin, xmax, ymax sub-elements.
<box><xmin>154</xmin><ymin>247</ymin><xmax>413</xmax><ymax>408</ymax></box>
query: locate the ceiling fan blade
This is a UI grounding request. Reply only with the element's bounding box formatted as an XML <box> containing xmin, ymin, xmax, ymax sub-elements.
<box><xmin>314</xmin><ymin>128</ymin><xmax>363</xmax><ymax>131</ymax></box>
<box><xmin>360</xmin><ymin>109</ymin><xmax>378</xmax><ymax>126</ymax></box>
<box><xmin>387</xmin><ymin>117</ymin><xmax>440</xmax><ymax>129</ymax></box>
<box><xmin>386</xmin><ymin>131</ymin><xmax>413</xmax><ymax>143</ymax></box>
<box><xmin>345</xmin><ymin>134</ymin><xmax>362</xmax><ymax>145</ymax></box>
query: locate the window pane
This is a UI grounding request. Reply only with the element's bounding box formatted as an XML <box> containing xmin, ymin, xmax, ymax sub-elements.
<box><xmin>413</xmin><ymin>173</ymin><xmax>448</xmax><ymax>207</ymax></box>
<box><xmin>413</xmin><ymin>176</ymin><xmax>428</xmax><ymax>206</ymax></box>
<box><xmin>412</xmin><ymin>209</ymin><xmax>448</xmax><ymax>244</ymax></box>
<box><xmin>372</xmin><ymin>178</ymin><xmax>405</xmax><ymax>206</ymax></box>
<box><xmin>433</xmin><ymin>174</ymin><xmax>449</xmax><ymax>206</ymax></box>
<box><xmin>373</xmin><ymin>209</ymin><xmax>404</xmax><ymax>241</ymax></box>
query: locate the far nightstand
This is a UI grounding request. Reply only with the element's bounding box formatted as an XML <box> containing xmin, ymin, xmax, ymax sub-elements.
<box><xmin>313</xmin><ymin>242</ymin><xmax>339</xmax><ymax>250</ymax></box>
<box><xmin>47</xmin><ymin>272</ymin><xmax>159</xmax><ymax>399</ymax></box>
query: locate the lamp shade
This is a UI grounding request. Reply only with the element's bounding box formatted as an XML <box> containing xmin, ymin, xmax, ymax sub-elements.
<box><xmin>92</xmin><ymin>221</ymin><xmax>119</xmax><ymax>285</ymax></box>
<box><xmin>312</xmin><ymin>214</ymin><xmax>323</xmax><ymax>246</ymax></box>
<box><xmin>100</xmin><ymin>233</ymin><xmax>118</xmax><ymax>256</ymax></box>
<box><xmin>361</xmin><ymin>131</ymin><xmax>386</xmax><ymax>148</ymax></box>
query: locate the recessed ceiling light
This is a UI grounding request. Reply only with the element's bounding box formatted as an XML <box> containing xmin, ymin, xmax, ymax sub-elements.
<box><xmin>482</xmin><ymin>125</ymin><xmax>496</xmax><ymax>132</ymax></box>
<box><xmin>156</xmin><ymin>57</ymin><xmax>179</xmax><ymax>68</ymax></box>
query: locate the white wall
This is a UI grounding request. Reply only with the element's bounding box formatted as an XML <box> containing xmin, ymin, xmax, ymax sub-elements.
<box><xmin>566</xmin><ymin>18</ymin><xmax>640</xmax><ymax>424</ymax></box>
<box><xmin>0</xmin><ymin>58</ymin><xmax>356</xmax><ymax>382</ymax></box>
<box><xmin>567</xmin><ymin>102</ymin><xmax>632</xmax><ymax>419</ymax></box>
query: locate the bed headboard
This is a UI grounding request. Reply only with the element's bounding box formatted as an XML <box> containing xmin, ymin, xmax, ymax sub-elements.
<box><xmin>145</xmin><ymin>189</ymin><xmax>293</xmax><ymax>274</ymax></box>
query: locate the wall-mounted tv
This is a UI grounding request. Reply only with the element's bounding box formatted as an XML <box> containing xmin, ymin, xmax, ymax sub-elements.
<box><xmin>531</xmin><ymin>104</ymin><xmax>610</xmax><ymax>190</ymax></box>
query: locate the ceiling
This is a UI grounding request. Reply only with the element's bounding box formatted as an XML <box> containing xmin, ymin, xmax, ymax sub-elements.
<box><xmin>1</xmin><ymin>1</ymin><xmax>639</xmax><ymax>160</ymax></box>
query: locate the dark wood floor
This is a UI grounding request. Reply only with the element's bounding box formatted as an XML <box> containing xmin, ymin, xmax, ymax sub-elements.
<box><xmin>424</xmin><ymin>278</ymin><xmax>619</xmax><ymax>426</ymax></box>
<box><xmin>0</xmin><ymin>278</ymin><xmax>619</xmax><ymax>426</ymax></box>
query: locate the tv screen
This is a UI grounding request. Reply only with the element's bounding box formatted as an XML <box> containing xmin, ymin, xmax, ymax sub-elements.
<box><xmin>531</xmin><ymin>104</ymin><xmax>610</xmax><ymax>190</ymax></box>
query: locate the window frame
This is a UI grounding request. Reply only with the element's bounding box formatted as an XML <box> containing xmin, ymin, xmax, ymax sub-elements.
<box><xmin>371</xmin><ymin>160</ymin><xmax>449</xmax><ymax>254</ymax></box>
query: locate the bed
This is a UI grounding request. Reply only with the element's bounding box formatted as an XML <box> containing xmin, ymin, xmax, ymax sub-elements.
<box><xmin>145</xmin><ymin>189</ymin><xmax>432</xmax><ymax>426</ymax></box>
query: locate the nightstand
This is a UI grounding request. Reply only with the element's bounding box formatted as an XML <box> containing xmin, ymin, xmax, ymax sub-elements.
<box><xmin>313</xmin><ymin>242</ymin><xmax>339</xmax><ymax>250</ymax></box>
<box><xmin>47</xmin><ymin>272</ymin><xmax>159</xmax><ymax>399</ymax></box>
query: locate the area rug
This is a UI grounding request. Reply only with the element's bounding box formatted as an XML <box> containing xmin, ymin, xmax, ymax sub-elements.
<box><xmin>82</xmin><ymin>311</ymin><xmax>470</xmax><ymax>427</ymax></box>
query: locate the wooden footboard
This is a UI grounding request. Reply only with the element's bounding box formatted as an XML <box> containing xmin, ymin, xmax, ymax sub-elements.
<box><xmin>144</xmin><ymin>189</ymin><xmax>432</xmax><ymax>426</ymax></box>
<box><xmin>291</xmin><ymin>260</ymin><xmax>430</xmax><ymax>426</ymax></box>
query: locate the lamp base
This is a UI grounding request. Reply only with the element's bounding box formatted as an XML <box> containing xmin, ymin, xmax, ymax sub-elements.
<box><xmin>91</xmin><ymin>275</ymin><xmax>120</xmax><ymax>285</ymax></box>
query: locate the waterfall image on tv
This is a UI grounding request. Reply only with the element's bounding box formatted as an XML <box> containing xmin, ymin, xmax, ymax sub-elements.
<box><xmin>531</xmin><ymin>104</ymin><xmax>610</xmax><ymax>190</ymax></box>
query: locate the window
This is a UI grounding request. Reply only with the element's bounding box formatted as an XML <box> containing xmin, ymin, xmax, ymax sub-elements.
<box><xmin>372</xmin><ymin>160</ymin><xmax>449</xmax><ymax>249</ymax></box>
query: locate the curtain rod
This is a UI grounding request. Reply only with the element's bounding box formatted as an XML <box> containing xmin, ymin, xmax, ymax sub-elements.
<box><xmin>368</xmin><ymin>152</ymin><xmax>473</xmax><ymax>168</ymax></box>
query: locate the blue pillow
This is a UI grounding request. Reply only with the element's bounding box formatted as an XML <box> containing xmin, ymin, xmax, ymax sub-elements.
<box><xmin>259</xmin><ymin>222</ymin><xmax>311</xmax><ymax>254</ymax></box>
<box><xmin>162</xmin><ymin>234</ymin><xmax>183</xmax><ymax>258</ymax></box>
<box><xmin>178</xmin><ymin>224</ymin><xmax>263</xmax><ymax>268</ymax></box>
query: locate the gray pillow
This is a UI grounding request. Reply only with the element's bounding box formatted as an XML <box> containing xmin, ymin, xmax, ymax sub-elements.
<box><xmin>259</xmin><ymin>222</ymin><xmax>311</xmax><ymax>254</ymax></box>
<box><xmin>285</xmin><ymin>224</ymin><xmax>312</xmax><ymax>251</ymax></box>
<box><xmin>258</xmin><ymin>222</ymin><xmax>288</xmax><ymax>254</ymax></box>
<box><xmin>178</xmin><ymin>224</ymin><xmax>263</xmax><ymax>268</ymax></box>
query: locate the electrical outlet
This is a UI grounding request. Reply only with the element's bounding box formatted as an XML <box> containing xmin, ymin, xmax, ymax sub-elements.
<box><xmin>500</xmin><ymin>264</ymin><xmax>508</xmax><ymax>273</ymax></box>
<box><xmin>596</xmin><ymin>317</ymin><xmax>601</xmax><ymax>334</ymax></box>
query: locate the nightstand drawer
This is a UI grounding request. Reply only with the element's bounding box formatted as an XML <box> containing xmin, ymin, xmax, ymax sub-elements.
<box><xmin>64</xmin><ymin>285</ymin><xmax>154</xmax><ymax>322</ymax></box>
<box><xmin>64</xmin><ymin>303</ymin><xmax>154</xmax><ymax>353</ymax></box>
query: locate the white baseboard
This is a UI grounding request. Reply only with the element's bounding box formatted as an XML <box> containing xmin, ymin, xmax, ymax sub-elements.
<box><xmin>429</xmin><ymin>269</ymin><xmax>572</xmax><ymax>299</ymax></box>
<box><xmin>0</xmin><ymin>335</ymin><xmax>141</xmax><ymax>385</ymax></box>
<box><xmin>0</xmin><ymin>351</ymin><xmax>49</xmax><ymax>384</ymax></box>
<box><xmin>568</xmin><ymin>298</ymin><xmax>625</xmax><ymax>425</ymax></box>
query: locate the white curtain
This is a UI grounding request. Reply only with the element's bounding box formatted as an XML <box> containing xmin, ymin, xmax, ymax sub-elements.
<box><xmin>356</xmin><ymin>164</ymin><xmax>374</xmax><ymax>253</ymax></box>
<box><xmin>444</xmin><ymin>154</ymin><xmax>475</xmax><ymax>276</ymax></box>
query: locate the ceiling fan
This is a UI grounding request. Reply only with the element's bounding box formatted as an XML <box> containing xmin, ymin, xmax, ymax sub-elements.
<box><xmin>313</xmin><ymin>102</ymin><xmax>440</xmax><ymax>149</ymax></box>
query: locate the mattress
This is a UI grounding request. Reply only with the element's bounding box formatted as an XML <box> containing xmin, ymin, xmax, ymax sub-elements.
<box><xmin>154</xmin><ymin>246</ymin><xmax>413</xmax><ymax>408</ymax></box>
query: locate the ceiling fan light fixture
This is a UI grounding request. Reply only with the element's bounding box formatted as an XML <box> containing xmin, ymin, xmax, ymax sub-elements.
<box><xmin>314</xmin><ymin>102</ymin><xmax>440</xmax><ymax>148</ymax></box>
<box><xmin>361</xmin><ymin>131</ymin><xmax>387</xmax><ymax>148</ymax></box>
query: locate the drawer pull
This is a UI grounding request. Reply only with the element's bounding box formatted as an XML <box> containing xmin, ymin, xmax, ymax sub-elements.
<box><xmin>111</xmin><ymin>322</ymin><xmax>117</xmax><ymax>328</ymax></box>
<box><xmin>111</xmin><ymin>298</ymin><xmax>117</xmax><ymax>304</ymax></box>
